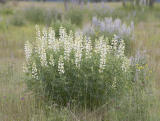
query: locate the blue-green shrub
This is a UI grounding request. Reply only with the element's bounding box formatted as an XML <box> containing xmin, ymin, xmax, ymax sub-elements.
<box><xmin>23</xmin><ymin>27</ymin><xmax>136</xmax><ymax>109</ymax></box>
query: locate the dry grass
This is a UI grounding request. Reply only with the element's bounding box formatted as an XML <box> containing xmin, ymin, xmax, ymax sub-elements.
<box><xmin>135</xmin><ymin>21</ymin><xmax>160</xmax><ymax>85</ymax></box>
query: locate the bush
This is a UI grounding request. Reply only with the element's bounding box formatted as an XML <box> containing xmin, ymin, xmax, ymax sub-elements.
<box><xmin>65</xmin><ymin>8</ymin><xmax>83</xmax><ymax>27</ymax></box>
<box><xmin>23</xmin><ymin>7</ymin><xmax>62</xmax><ymax>25</ymax></box>
<box><xmin>24</xmin><ymin>7</ymin><xmax>45</xmax><ymax>24</ymax></box>
<box><xmin>83</xmin><ymin>17</ymin><xmax>134</xmax><ymax>55</ymax></box>
<box><xmin>0</xmin><ymin>7</ymin><xmax>13</xmax><ymax>15</ymax></box>
<box><xmin>45</xmin><ymin>8</ymin><xmax>62</xmax><ymax>26</ymax></box>
<box><xmin>24</xmin><ymin>26</ymin><xmax>137</xmax><ymax>109</ymax></box>
<box><xmin>10</xmin><ymin>14</ymin><xmax>25</xmax><ymax>26</ymax></box>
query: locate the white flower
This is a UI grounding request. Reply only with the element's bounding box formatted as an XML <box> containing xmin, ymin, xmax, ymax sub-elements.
<box><xmin>121</xmin><ymin>57</ymin><xmax>130</xmax><ymax>72</ymax></box>
<box><xmin>58</xmin><ymin>55</ymin><xmax>65</xmax><ymax>74</ymax></box>
<box><xmin>112</xmin><ymin>77</ymin><xmax>117</xmax><ymax>88</ymax></box>
<box><xmin>24</xmin><ymin>41</ymin><xmax>32</xmax><ymax>62</ymax></box>
<box><xmin>99</xmin><ymin>40</ymin><xmax>107</xmax><ymax>73</ymax></box>
<box><xmin>85</xmin><ymin>37</ymin><xmax>92</xmax><ymax>59</ymax></box>
<box><xmin>42</xmin><ymin>27</ymin><xmax>48</xmax><ymax>43</ymax></box>
<box><xmin>49</xmin><ymin>55</ymin><xmax>55</xmax><ymax>66</ymax></box>
<box><xmin>48</xmin><ymin>27</ymin><xmax>55</xmax><ymax>49</ymax></box>
<box><xmin>95</xmin><ymin>36</ymin><xmax>111</xmax><ymax>54</ymax></box>
<box><xmin>111</xmin><ymin>35</ymin><xmax>125</xmax><ymax>58</ymax></box>
<box><xmin>54</xmin><ymin>40</ymin><xmax>60</xmax><ymax>52</ymax></box>
<box><xmin>68</xmin><ymin>31</ymin><xmax>74</xmax><ymax>50</ymax></box>
<box><xmin>35</xmin><ymin>28</ymin><xmax>48</xmax><ymax>67</ymax></box>
<box><xmin>64</xmin><ymin>34</ymin><xmax>71</xmax><ymax>61</ymax></box>
<box><xmin>59</xmin><ymin>26</ymin><xmax>67</xmax><ymax>42</ymax></box>
<box><xmin>32</xmin><ymin>62</ymin><xmax>38</xmax><ymax>80</ymax></box>
<box><xmin>35</xmin><ymin>26</ymin><xmax>48</xmax><ymax>55</ymax></box>
<box><xmin>59</xmin><ymin>27</ymin><xmax>72</xmax><ymax>60</ymax></box>
<box><xmin>40</xmin><ymin>45</ymin><xmax>47</xmax><ymax>67</ymax></box>
<box><xmin>73</xmin><ymin>32</ymin><xmax>83</xmax><ymax>68</ymax></box>
<box><xmin>111</xmin><ymin>35</ymin><xmax>118</xmax><ymax>52</ymax></box>
<box><xmin>35</xmin><ymin>25</ymin><xmax>41</xmax><ymax>42</ymax></box>
<box><xmin>117</xmin><ymin>39</ymin><xmax>125</xmax><ymax>58</ymax></box>
<box><xmin>75</xmin><ymin>42</ymin><xmax>83</xmax><ymax>68</ymax></box>
<box><xmin>48</xmin><ymin>27</ymin><xmax>60</xmax><ymax>52</ymax></box>
<box><xmin>95</xmin><ymin>36</ymin><xmax>103</xmax><ymax>53</ymax></box>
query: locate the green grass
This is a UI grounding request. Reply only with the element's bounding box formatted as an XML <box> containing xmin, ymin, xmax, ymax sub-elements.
<box><xmin>0</xmin><ymin>1</ymin><xmax>160</xmax><ymax>121</ymax></box>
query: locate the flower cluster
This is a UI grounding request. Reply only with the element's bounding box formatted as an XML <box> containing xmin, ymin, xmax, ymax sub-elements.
<box><xmin>24</xmin><ymin>41</ymin><xmax>32</xmax><ymax>62</ymax></box>
<box><xmin>83</xmin><ymin>16</ymin><xmax>134</xmax><ymax>40</ymax></box>
<box><xmin>32</xmin><ymin>62</ymin><xmax>38</xmax><ymax>80</ymax></box>
<box><xmin>24</xmin><ymin>26</ymin><xmax>131</xmax><ymax>75</ymax></box>
<box><xmin>58</xmin><ymin>55</ymin><xmax>65</xmax><ymax>74</ymax></box>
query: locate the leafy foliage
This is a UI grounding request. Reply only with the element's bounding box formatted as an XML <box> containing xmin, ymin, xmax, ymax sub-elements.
<box><xmin>23</xmin><ymin>27</ymin><xmax>139</xmax><ymax>109</ymax></box>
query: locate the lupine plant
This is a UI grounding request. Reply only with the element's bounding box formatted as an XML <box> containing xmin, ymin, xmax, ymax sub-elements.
<box><xmin>23</xmin><ymin>26</ymin><xmax>141</xmax><ymax>109</ymax></box>
<box><xmin>83</xmin><ymin>17</ymin><xmax>134</xmax><ymax>55</ymax></box>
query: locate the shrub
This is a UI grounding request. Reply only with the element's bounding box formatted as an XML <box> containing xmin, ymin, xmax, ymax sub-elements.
<box><xmin>65</xmin><ymin>8</ymin><xmax>83</xmax><ymax>27</ymax></box>
<box><xmin>24</xmin><ymin>26</ymin><xmax>136</xmax><ymax>109</ymax></box>
<box><xmin>83</xmin><ymin>17</ymin><xmax>134</xmax><ymax>55</ymax></box>
<box><xmin>23</xmin><ymin>7</ymin><xmax>62</xmax><ymax>25</ymax></box>
<box><xmin>44</xmin><ymin>8</ymin><xmax>62</xmax><ymax>26</ymax></box>
<box><xmin>0</xmin><ymin>7</ymin><xmax>13</xmax><ymax>15</ymax></box>
<box><xmin>9</xmin><ymin>14</ymin><xmax>25</xmax><ymax>26</ymax></box>
<box><xmin>24</xmin><ymin>7</ymin><xmax>45</xmax><ymax>24</ymax></box>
